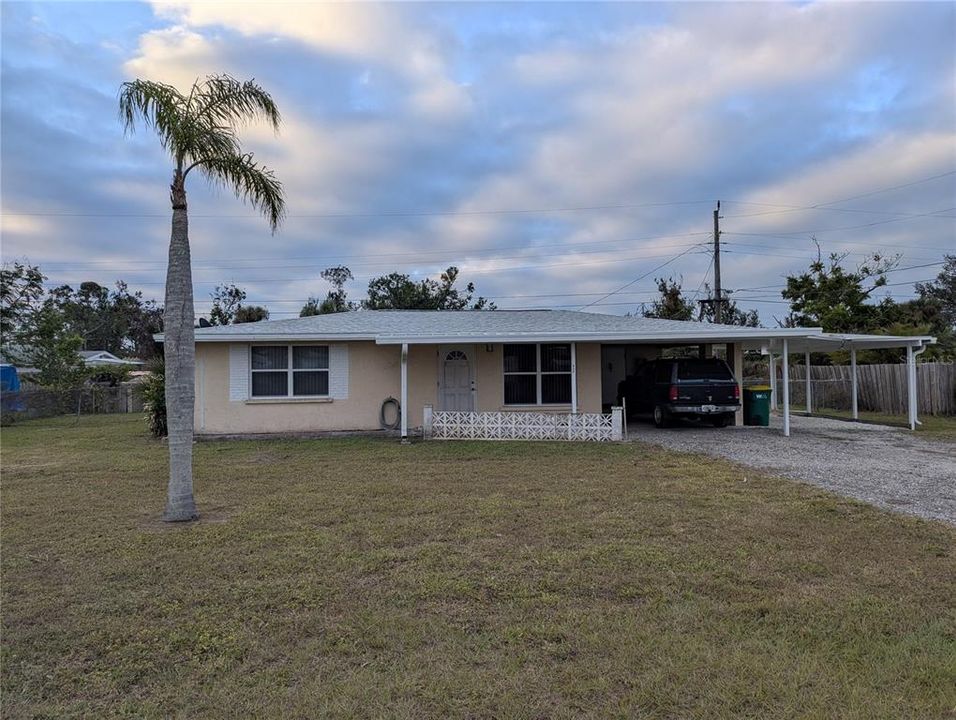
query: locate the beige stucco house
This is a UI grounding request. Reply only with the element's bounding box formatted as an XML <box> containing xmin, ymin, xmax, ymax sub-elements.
<box><xmin>178</xmin><ymin>309</ymin><xmax>935</xmax><ymax>439</ymax></box>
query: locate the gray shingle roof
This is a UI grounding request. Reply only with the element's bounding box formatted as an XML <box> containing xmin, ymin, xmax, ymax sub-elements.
<box><xmin>183</xmin><ymin>309</ymin><xmax>819</xmax><ymax>345</ymax></box>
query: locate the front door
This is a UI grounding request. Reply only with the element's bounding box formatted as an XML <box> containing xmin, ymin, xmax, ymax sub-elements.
<box><xmin>440</xmin><ymin>347</ymin><xmax>474</xmax><ymax>411</ymax></box>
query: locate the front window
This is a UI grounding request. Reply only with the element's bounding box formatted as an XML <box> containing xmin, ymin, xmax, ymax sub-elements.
<box><xmin>503</xmin><ymin>343</ymin><xmax>572</xmax><ymax>405</ymax></box>
<box><xmin>251</xmin><ymin>345</ymin><xmax>329</xmax><ymax>397</ymax></box>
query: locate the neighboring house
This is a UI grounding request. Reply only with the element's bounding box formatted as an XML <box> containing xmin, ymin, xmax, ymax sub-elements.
<box><xmin>78</xmin><ymin>350</ymin><xmax>144</xmax><ymax>367</ymax></box>
<box><xmin>163</xmin><ymin>309</ymin><xmax>935</xmax><ymax>439</ymax></box>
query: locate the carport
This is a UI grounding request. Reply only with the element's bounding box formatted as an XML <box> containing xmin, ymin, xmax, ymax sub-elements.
<box><xmin>763</xmin><ymin>333</ymin><xmax>937</xmax><ymax>436</ymax></box>
<box><xmin>606</xmin><ymin>327</ymin><xmax>937</xmax><ymax>438</ymax></box>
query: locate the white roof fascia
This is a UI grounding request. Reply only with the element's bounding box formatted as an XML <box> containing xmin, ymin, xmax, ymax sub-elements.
<box><xmin>766</xmin><ymin>334</ymin><xmax>936</xmax><ymax>353</ymax></box>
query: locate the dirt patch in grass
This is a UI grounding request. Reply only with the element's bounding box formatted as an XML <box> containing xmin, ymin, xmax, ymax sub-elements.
<box><xmin>2</xmin><ymin>415</ymin><xmax>955</xmax><ymax>719</ymax></box>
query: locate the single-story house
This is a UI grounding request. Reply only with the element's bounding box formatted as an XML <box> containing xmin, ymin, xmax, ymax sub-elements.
<box><xmin>167</xmin><ymin>309</ymin><xmax>935</xmax><ymax>440</ymax></box>
<box><xmin>79</xmin><ymin>350</ymin><xmax>144</xmax><ymax>367</ymax></box>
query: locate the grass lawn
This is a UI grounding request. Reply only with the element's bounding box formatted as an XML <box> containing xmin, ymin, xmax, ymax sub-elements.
<box><xmin>2</xmin><ymin>415</ymin><xmax>955</xmax><ymax>719</ymax></box>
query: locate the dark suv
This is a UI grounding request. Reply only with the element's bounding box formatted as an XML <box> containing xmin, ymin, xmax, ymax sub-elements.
<box><xmin>618</xmin><ymin>358</ymin><xmax>740</xmax><ymax>428</ymax></box>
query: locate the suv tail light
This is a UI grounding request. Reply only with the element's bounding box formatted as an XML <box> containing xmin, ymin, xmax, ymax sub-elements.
<box><xmin>668</xmin><ymin>385</ymin><xmax>678</xmax><ymax>402</ymax></box>
<box><xmin>733</xmin><ymin>385</ymin><xmax>740</xmax><ymax>400</ymax></box>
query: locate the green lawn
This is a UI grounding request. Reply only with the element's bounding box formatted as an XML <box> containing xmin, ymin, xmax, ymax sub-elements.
<box><xmin>2</xmin><ymin>415</ymin><xmax>955</xmax><ymax>719</ymax></box>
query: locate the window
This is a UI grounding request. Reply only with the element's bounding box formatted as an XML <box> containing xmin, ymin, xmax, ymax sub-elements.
<box><xmin>503</xmin><ymin>343</ymin><xmax>572</xmax><ymax>405</ymax></box>
<box><xmin>676</xmin><ymin>359</ymin><xmax>734</xmax><ymax>381</ymax></box>
<box><xmin>251</xmin><ymin>345</ymin><xmax>329</xmax><ymax>398</ymax></box>
<box><xmin>655</xmin><ymin>361</ymin><xmax>673</xmax><ymax>384</ymax></box>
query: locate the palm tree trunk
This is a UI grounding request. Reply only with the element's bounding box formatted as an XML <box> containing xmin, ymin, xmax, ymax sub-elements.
<box><xmin>163</xmin><ymin>169</ymin><xmax>198</xmax><ymax>521</ymax></box>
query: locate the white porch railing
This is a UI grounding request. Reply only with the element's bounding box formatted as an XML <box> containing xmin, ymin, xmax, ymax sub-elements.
<box><xmin>423</xmin><ymin>406</ymin><xmax>624</xmax><ymax>442</ymax></box>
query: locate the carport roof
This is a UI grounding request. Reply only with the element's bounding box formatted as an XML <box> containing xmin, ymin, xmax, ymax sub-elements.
<box><xmin>764</xmin><ymin>331</ymin><xmax>937</xmax><ymax>353</ymax></box>
<box><xmin>168</xmin><ymin>309</ymin><xmax>935</xmax><ymax>350</ymax></box>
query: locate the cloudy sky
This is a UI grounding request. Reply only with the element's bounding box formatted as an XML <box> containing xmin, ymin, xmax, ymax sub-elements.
<box><xmin>2</xmin><ymin>1</ymin><xmax>954</xmax><ymax>322</ymax></box>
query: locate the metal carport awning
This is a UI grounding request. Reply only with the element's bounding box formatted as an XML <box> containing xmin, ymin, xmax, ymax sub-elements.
<box><xmin>760</xmin><ymin>333</ymin><xmax>936</xmax><ymax>436</ymax></box>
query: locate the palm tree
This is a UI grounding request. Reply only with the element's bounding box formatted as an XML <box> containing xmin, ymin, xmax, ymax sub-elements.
<box><xmin>119</xmin><ymin>75</ymin><xmax>285</xmax><ymax>521</ymax></box>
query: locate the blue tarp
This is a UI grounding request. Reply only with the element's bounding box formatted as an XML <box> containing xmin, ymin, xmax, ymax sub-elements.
<box><xmin>1</xmin><ymin>364</ymin><xmax>21</xmax><ymax>393</ymax></box>
<box><xmin>1</xmin><ymin>364</ymin><xmax>24</xmax><ymax>412</ymax></box>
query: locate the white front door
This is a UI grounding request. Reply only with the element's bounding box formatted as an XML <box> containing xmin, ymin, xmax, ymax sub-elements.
<box><xmin>440</xmin><ymin>347</ymin><xmax>474</xmax><ymax>411</ymax></box>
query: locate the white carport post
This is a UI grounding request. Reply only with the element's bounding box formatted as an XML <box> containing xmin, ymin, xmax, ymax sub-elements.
<box><xmin>400</xmin><ymin>342</ymin><xmax>409</xmax><ymax>442</ymax></box>
<box><xmin>804</xmin><ymin>349</ymin><xmax>812</xmax><ymax>415</ymax></box>
<box><xmin>570</xmin><ymin>342</ymin><xmax>578</xmax><ymax>414</ymax></box>
<box><xmin>768</xmin><ymin>353</ymin><xmax>778</xmax><ymax>411</ymax></box>
<box><xmin>781</xmin><ymin>340</ymin><xmax>791</xmax><ymax>437</ymax></box>
<box><xmin>850</xmin><ymin>347</ymin><xmax>859</xmax><ymax>420</ymax></box>
<box><xmin>906</xmin><ymin>344</ymin><xmax>917</xmax><ymax>431</ymax></box>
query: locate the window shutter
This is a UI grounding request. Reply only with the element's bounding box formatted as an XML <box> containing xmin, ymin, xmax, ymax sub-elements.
<box><xmin>329</xmin><ymin>344</ymin><xmax>349</xmax><ymax>399</ymax></box>
<box><xmin>229</xmin><ymin>344</ymin><xmax>249</xmax><ymax>401</ymax></box>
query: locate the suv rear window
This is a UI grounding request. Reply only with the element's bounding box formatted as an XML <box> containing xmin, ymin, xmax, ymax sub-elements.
<box><xmin>676</xmin><ymin>359</ymin><xmax>734</xmax><ymax>381</ymax></box>
<box><xmin>654</xmin><ymin>362</ymin><xmax>672</xmax><ymax>383</ymax></box>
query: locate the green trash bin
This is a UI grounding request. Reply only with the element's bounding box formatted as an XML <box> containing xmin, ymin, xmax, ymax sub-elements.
<box><xmin>743</xmin><ymin>385</ymin><xmax>772</xmax><ymax>426</ymax></box>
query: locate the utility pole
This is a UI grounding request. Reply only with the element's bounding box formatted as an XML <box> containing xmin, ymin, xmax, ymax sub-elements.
<box><xmin>697</xmin><ymin>200</ymin><xmax>726</xmax><ymax>323</ymax></box>
<box><xmin>713</xmin><ymin>200</ymin><xmax>723</xmax><ymax>323</ymax></box>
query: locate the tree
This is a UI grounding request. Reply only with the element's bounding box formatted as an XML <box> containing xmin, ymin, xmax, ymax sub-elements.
<box><xmin>234</xmin><ymin>305</ymin><xmax>269</xmax><ymax>323</ymax></box>
<box><xmin>301</xmin><ymin>265</ymin><xmax>355</xmax><ymax>316</ymax></box>
<box><xmin>209</xmin><ymin>283</ymin><xmax>247</xmax><ymax>325</ymax></box>
<box><xmin>364</xmin><ymin>266</ymin><xmax>494</xmax><ymax>310</ymax></box>
<box><xmin>14</xmin><ymin>304</ymin><xmax>88</xmax><ymax>390</ymax></box>
<box><xmin>699</xmin><ymin>285</ymin><xmax>760</xmax><ymax>327</ymax></box>
<box><xmin>915</xmin><ymin>254</ymin><xmax>956</xmax><ymax>330</ymax></box>
<box><xmin>111</xmin><ymin>281</ymin><xmax>164</xmax><ymax>359</ymax></box>
<box><xmin>139</xmin><ymin>358</ymin><xmax>167</xmax><ymax>438</ymax></box>
<box><xmin>120</xmin><ymin>74</ymin><xmax>285</xmax><ymax>522</ymax></box>
<box><xmin>781</xmin><ymin>247</ymin><xmax>897</xmax><ymax>333</ymax></box>
<box><xmin>0</xmin><ymin>262</ymin><xmax>45</xmax><ymax>353</ymax></box>
<box><xmin>208</xmin><ymin>283</ymin><xmax>269</xmax><ymax>324</ymax></box>
<box><xmin>44</xmin><ymin>280</ymin><xmax>163</xmax><ymax>359</ymax></box>
<box><xmin>640</xmin><ymin>277</ymin><xmax>695</xmax><ymax>321</ymax></box>
<box><xmin>299</xmin><ymin>297</ymin><xmax>322</xmax><ymax>317</ymax></box>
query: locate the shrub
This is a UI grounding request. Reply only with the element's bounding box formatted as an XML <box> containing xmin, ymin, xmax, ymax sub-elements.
<box><xmin>139</xmin><ymin>359</ymin><xmax>166</xmax><ymax>437</ymax></box>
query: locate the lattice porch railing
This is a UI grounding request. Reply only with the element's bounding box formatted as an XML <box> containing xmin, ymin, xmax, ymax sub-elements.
<box><xmin>424</xmin><ymin>407</ymin><xmax>624</xmax><ymax>442</ymax></box>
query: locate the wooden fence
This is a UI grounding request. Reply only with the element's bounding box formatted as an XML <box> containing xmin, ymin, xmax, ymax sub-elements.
<box><xmin>783</xmin><ymin>362</ymin><xmax>955</xmax><ymax>416</ymax></box>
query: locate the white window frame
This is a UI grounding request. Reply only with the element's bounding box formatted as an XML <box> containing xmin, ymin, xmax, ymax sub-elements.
<box><xmin>249</xmin><ymin>344</ymin><xmax>330</xmax><ymax>398</ymax></box>
<box><xmin>503</xmin><ymin>343</ymin><xmax>572</xmax><ymax>406</ymax></box>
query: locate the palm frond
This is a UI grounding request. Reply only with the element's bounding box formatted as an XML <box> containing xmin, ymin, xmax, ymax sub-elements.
<box><xmin>118</xmin><ymin>80</ymin><xmax>188</xmax><ymax>153</ymax></box>
<box><xmin>191</xmin><ymin>74</ymin><xmax>281</xmax><ymax>132</ymax></box>
<box><xmin>120</xmin><ymin>75</ymin><xmax>285</xmax><ymax>231</ymax></box>
<box><xmin>194</xmin><ymin>152</ymin><xmax>286</xmax><ymax>232</ymax></box>
<box><xmin>178</xmin><ymin>123</ymin><xmax>241</xmax><ymax>169</ymax></box>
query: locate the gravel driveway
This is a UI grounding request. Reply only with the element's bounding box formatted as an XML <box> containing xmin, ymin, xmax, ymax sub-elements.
<box><xmin>629</xmin><ymin>415</ymin><xmax>956</xmax><ymax>524</ymax></box>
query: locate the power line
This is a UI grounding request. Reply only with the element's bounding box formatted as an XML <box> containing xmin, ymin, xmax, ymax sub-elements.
<box><xmin>724</xmin><ymin>206</ymin><xmax>956</xmax><ymax>236</ymax></box>
<box><xmin>0</xmin><ymin>199</ymin><xmax>714</xmax><ymax>220</ymax></box>
<box><xmin>690</xmin><ymin>255</ymin><xmax>714</xmax><ymax>301</ymax></box>
<box><xmin>42</xmin><ymin>245</ymin><xmax>713</xmax><ymax>287</ymax></box>
<box><xmin>721</xmin><ymin>233</ymin><xmax>955</xmax><ymax>253</ymax></box>
<box><xmin>816</xmin><ymin>169</ymin><xmax>956</xmax><ymax>207</ymax></box>
<box><xmin>579</xmin><ymin>244</ymin><xmax>704</xmax><ymax>309</ymax></box>
<box><xmin>27</xmin><ymin>232</ymin><xmax>711</xmax><ymax>269</ymax></box>
<box><xmin>722</xmin><ymin>169</ymin><xmax>956</xmax><ymax>219</ymax></box>
<box><xmin>722</xmin><ymin>241</ymin><xmax>941</xmax><ymax>263</ymax></box>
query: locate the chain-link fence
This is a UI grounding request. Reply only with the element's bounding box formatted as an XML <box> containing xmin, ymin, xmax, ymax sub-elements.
<box><xmin>1</xmin><ymin>384</ymin><xmax>144</xmax><ymax>424</ymax></box>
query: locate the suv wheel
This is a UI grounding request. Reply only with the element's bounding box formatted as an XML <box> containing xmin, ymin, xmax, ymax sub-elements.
<box><xmin>653</xmin><ymin>405</ymin><xmax>669</xmax><ymax>428</ymax></box>
<box><xmin>710</xmin><ymin>414</ymin><xmax>731</xmax><ymax>428</ymax></box>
